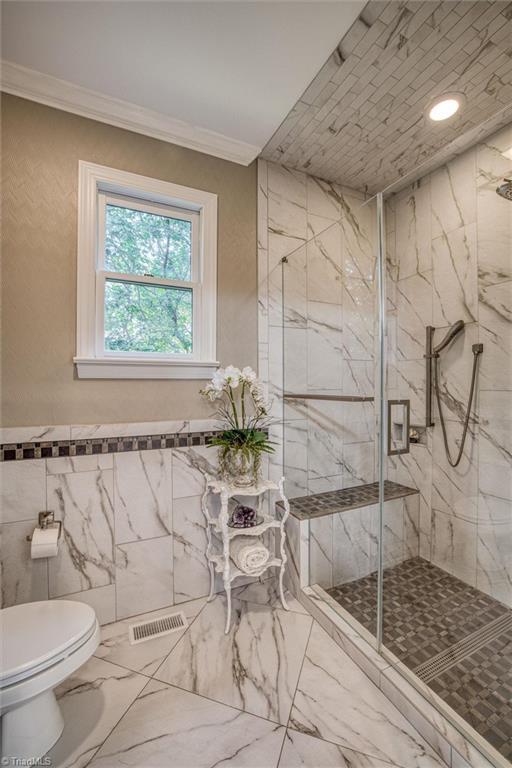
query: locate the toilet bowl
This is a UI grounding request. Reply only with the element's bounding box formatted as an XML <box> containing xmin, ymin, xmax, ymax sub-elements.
<box><xmin>0</xmin><ymin>600</ymin><xmax>100</xmax><ymax>761</ymax></box>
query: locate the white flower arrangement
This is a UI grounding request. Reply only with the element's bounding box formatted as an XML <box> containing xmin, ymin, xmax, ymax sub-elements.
<box><xmin>202</xmin><ymin>366</ymin><xmax>267</xmax><ymax>419</ymax></box>
<box><xmin>200</xmin><ymin>366</ymin><xmax>273</xmax><ymax>484</ymax></box>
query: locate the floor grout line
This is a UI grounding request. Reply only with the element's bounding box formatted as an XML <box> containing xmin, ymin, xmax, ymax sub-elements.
<box><xmin>148</xmin><ymin>599</ymin><xmax>208</xmax><ymax>678</ymax></box>
<box><xmin>80</xmin><ymin>660</ymin><xmax>154</xmax><ymax>768</ymax></box>
<box><xmin>91</xmin><ymin>652</ymin><xmax>155</xmax><ymax>679</ymax></box>
<box><xmin>83</xmin><ymin>598</ymin><xmax>214</xmax><ymax>768</ymax></box>
<box><xmin>275</xmin><ymin>728</ymin><xmax>290</xmax><ymax>768</ymax></box>
<box><xmin>91</xmin><ymin>600</ymin><xmax>209</xmax><ymax>689</ymax></box>
<box><xmin>152</xmin><ymin>678</ymin><xmax>287</xmax><ymax>728</ymax></box>
<box><xmin>148</xmin><ymin>590</ymin><xmax>315</xmax><ymax>730</ymax></box>
<box><xmin>282</xmin><ymin>610</ymin><xmax>451</xmax><ymax>768</ymax></box>
<box><xmin>82</xmin><ymin>654</ymin><xmax>289</xmax><ymax>764</ymax></box>
<box><xmin>284</xmin><ymin>614</ymin><xmax>315</xmax><ymax>732</ymax></box>
<box><xmin>282</xmin><ymin>727</ymin><xmax>443</xmax><ymax>768</ymax></box>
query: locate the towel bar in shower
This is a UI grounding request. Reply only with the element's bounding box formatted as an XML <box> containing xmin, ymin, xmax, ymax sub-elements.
<box><xmin>283</xmin><ymin>393</ymin><xmax>374</xmax><ymax>402</ymax></box>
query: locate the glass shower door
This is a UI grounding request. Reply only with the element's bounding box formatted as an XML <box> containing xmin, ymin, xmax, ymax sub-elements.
<box><xmin>378</xmin><ymin>125</ymin><xmax>512</xmax><ymax>766</ymax></box>
<box><xmin>280</xmin><ymin>189</ymin><xmax>381</xmax><ymax>644</ymax></box>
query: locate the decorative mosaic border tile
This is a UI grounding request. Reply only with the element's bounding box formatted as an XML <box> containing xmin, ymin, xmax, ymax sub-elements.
<box><xmin>0</xmin><ymin>430</ymin><xmax>222</xmax><ymax>461</ymax></box>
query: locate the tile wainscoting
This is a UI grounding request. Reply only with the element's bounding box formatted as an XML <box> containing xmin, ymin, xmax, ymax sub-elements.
<box><xmin>0</xmin><ymin>419</ymin><xmax>258</xmax><ymax>622</ymax></box>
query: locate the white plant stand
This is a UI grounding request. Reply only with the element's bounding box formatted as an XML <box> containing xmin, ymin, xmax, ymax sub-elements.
<box><xmin>201</xmin><ymin>476</ymin><xmax>290</xmax><ymax>633</ymax></box>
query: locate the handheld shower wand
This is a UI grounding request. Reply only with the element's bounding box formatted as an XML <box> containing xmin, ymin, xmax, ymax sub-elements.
<box><xmin>496</xmin><ymin>178</ymin><xmax>512</xmax><ymax>201</ymax></box>
<box><xmin>425</xmin><ymin>321</ymin><xmax>483</xmax><ymax>467</ymax></box>
<box><xmin>432</xmin><ymin>320</ymin><xmax>465</xmax><ymax>355</ymax></box>
<box><xmin>425</xmin><ymin>321</ymin><xmax>465</xmax><ymax>425</ymax></box>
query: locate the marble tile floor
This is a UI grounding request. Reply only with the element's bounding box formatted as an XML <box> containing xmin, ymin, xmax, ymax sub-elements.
<box><xmin>327</xmin><ymin>558</ymin><xmax>512</xmax><ymax>761</ymax></box>
<box><xmin>45</xmin><ymin>579</ymin><xmax>447</xmax><ymax>768</ymax></box>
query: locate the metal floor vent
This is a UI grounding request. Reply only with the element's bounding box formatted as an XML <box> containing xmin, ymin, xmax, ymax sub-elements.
<box><xmin>414</xmin><ymin>612</ymin><xmax>512</xmax><ymax>683</ymax></box>
<box><xmin>128</xmin><ymin>612</ymin><xmax>187</xmax><ymax>645</ymax></box>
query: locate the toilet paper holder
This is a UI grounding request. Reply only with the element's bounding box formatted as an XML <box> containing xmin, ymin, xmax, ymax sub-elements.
<box><xmin>26</xmin><ymin>511</ymin><xmax>62</xmax><ymax>541</ymax></box>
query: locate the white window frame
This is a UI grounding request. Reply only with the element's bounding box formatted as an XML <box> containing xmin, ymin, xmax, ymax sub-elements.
<box><xmin>96</xmin><ymin>193</ymin><xmax>200</xmax><ymax>359</ymax></box>
<box><xmin>75</xmin><ymin>161</ymin><xmax>218</xmax><ymax>379</ymax></box>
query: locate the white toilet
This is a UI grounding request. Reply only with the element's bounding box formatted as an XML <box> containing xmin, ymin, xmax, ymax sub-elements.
<box><xmin>0</xmin><ymin>600</ymin><xmax>100</xmax><ymax>761</ymax></box>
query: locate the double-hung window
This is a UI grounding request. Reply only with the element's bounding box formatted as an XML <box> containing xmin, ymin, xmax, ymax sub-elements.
<box><xmin>75</xmin><ymin>162</ymin><xmax>218</xmax><ymax>378</ymax></box>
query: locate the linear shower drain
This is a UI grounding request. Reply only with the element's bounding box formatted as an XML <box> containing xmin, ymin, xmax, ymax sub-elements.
<box><xmin>414</xmin><ymin>612</ymin><xmax>512</xmax><ymax>683</ymax></box>
<box><xmin>128</xmin><ymin>612</ymin><xmax>188</xmax><ymax>645</ymax></box>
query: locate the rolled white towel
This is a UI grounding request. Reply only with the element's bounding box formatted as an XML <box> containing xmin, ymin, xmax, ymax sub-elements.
<box><xmin>231</xmin><ymin>536</ymin><xmax>270</xmax><ymax>574</ymax></box>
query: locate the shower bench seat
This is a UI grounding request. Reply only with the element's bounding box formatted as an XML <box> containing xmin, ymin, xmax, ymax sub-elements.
<box><xmin>277</xmin><ymin>480</ymin><xmax>418</xmax><ymax>521</ymax></box>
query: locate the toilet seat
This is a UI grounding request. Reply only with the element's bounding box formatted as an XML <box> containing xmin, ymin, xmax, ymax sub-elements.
<box><xmin>1</xmin><ymin>600</ymin><xmax>100</xmax><ymax>761</ymax></box>
<box><xmin>1</xmin><ymin>601</ymin><xmax>97</xmax><ymax>688</ymax></box>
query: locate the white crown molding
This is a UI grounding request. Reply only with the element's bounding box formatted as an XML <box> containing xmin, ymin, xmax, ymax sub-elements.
<box><xmin>1</xmin><ymin>60</ymin><xmax>260</xmax><ymax>166</ymax></box>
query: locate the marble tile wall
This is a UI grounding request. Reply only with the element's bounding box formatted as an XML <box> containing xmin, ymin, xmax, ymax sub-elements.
<box><xmin>0</xmin><ymin>424</ymin><xmax>240</xmax><ymax>622</ymax></box>
<box><xmin>258</xmin><ymin>160</ymin><xmax>417</xmax><ymax>589</ymax></box>
<box><xmin>258</xmin><ymin>160</ymin><xmax>378</xmax><ymax>495</ymax></box>
<box><xmin>387</xmin><ymin>123</ymin><xmax>512</xmax><ymax>608</ymax></box>
<box><xmin>308</xmin><ymin>498</ymin><xmax>417</xmax><ymax>591</ymax></box>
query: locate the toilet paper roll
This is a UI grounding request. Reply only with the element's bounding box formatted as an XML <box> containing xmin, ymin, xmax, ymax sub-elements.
<box><xmin>30</xmin><ymin>524</ymin><xmax>61</xmax><ymax>559</ymax></box>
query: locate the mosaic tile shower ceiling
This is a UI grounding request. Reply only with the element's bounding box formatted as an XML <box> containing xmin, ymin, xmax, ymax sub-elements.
<box><xmin>262</xmin><ymin>0</ymin><xmax>512</xmax><ymax>193</ymax></box>
<box><xmin>327</xmin><ymin>557</ymin><xmax>512</xmax><ymax>761</ymax></box>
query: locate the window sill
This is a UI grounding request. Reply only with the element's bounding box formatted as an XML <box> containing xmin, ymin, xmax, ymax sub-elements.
<box><xmin>74</xmin><ymin>357</ymin><xmax>219</xmax><ymax>380</ymax></box>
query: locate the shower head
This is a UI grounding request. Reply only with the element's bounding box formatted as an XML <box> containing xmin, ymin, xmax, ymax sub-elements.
<box><xmin>496</xmin><ymin>179</ymin><xmax>512</xmax><ymax>201</ymax></box>
<box><xmin>433</xmin><ymin>320</ymin><xmax>465</xmax><ymax>355</ymax></box>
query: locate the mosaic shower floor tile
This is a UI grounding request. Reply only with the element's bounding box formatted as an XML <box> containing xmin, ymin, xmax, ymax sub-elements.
<box><xmin>327</xmin><ymin>557</ymin><xmax>512</xmax><ymax>760</ymax></box>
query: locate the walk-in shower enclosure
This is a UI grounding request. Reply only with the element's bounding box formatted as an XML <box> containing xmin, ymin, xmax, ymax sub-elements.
<box><xmin>258</xmin><ymin>83</ymin><xmax>511</xmax><ymax>768</ymax></box>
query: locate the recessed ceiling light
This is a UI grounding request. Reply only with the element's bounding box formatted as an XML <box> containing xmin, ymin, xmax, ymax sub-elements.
<box><xmin>427</xmin><ymin>94</ymin><xmax>463</xmax><ymax>122</ymax></box>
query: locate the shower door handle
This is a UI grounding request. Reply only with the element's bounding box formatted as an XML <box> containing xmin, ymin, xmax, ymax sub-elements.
<box><xmin>387</xmin><ymin>399</ymin><xmax>410</xmax><ymax>456</ymax></box>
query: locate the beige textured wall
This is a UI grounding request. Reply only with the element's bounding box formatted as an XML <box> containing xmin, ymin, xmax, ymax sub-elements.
<box><xmin>1</xmin><ymin>95</ymin><xmax>257</xmax><ymax>426</ymax></box>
